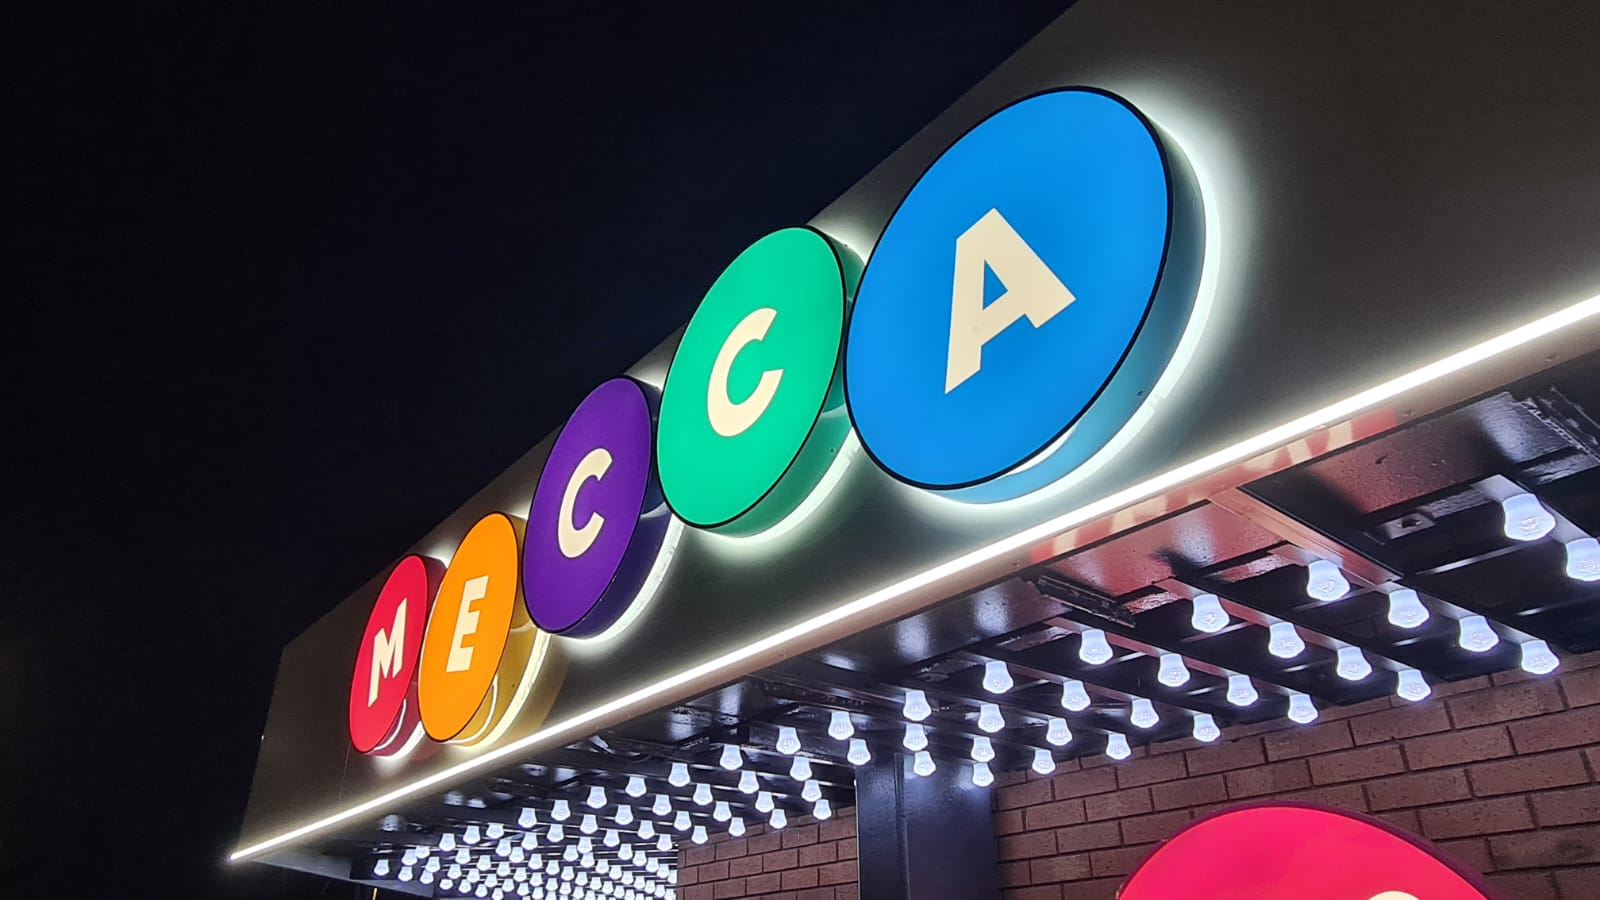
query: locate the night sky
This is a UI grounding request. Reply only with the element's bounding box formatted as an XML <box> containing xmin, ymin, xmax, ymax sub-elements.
<box><xmin>6</xmin><ymin>4</ymin><xmax>1069</xmax><ymax>897</ymax></box>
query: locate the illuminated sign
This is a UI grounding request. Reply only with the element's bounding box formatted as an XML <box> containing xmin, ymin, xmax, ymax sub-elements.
<box><xmin>655</xmin><ymin>226</ymin><xmax>854</xmax><ymax>534</ymax></box>
<box><xmin>1120</xmin><ymin>804</ymin><xmax>1497</xmax><ymax>899</ymax></box>
<box><xmin>845</xmin><ymin>88</ymin><xmax>1201</xmax><ymax>499</ymax></box>
<box><xmin>347</xmin><ymin>555</ymin><xmax>437</xmax><ymax>755</ymax></box>
<box><xmin>523</xmin><ymin>377</ymin><xmax>667</xmax><ymax>637</ymax></box>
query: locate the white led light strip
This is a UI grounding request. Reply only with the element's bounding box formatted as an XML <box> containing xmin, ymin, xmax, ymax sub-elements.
<box><xmin>230</xmin><ymin>291</ymin><xmax>1600</xmax><ymax>863</ymax></box>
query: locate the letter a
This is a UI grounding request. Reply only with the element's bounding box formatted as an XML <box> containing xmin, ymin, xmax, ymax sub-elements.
<box><xmin>945</xmin><ymin>208</ymin><xmax>1075</xmax><ymax>392</ymax></box>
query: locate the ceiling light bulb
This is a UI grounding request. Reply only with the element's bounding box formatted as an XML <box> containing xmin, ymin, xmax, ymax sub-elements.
<box><xmin>666</xmin><ymin>763</ymin><xmax>690</xmax><ymax>788</ymax></box>
<box><xmin>972</xmin><ymin>761</ymin><xmax>994</xmax><ymax>787</ymax></box>
<box><xmin>982</xmin><ymin>660</ymin><xmax>1014</xmax><ymax>694</ymax></box>
<box><xmin>614</xmin><ymin>805</ymin><xmax>633</xmax><ymax>827</ymax></box>
<box><xmin>1520</xmin><ymin>639</ymin><xmax>1559</xmax><ymax>675</ymax></box>
<box><xmin>718</xmin><ymin>745</ymin><xmax>742</xmax><ymax>770</ymax></box>
<box><xmin>1502</xmin><ymin>493</ymin><xmax>1555</xmax><ymax>541</ymax></box>
<box><xmin>1227</xmin><ymin>674</ymin><xmax>1258</xmax><ymax>707</ymax></box>
<box><xmin>847</xmin><ymin>738</ymin><xmax>870</xmax><ymax>766</ymax></box>
<box><xmin>440</xmin><ymin>832</ymin><xmax>458</xmax><ymax>852</ymax></box>
<box><xmin>813</xmin><ymin>799</ymin><xmax>832</xmax><ymax>820</ymax></box>
<box><xmin>375</xmin><ymin>858</ymin><xmax>391</xmax><ymax>877</ymax></box>
<box><xmin>1306</xmin><ymin>559</ymin><xmax>1350</xmax><ymax>601</ymax></box>
<box><xmin>1396</xmin><ymin>668</ymin><xmax>1431</xmax><ymax>702</ymax></box>
<box><xmin>1287</xmin><ymin>693</ymin><xmax>1318</xmax><ymax>724</ymax></box>
<box><xmin>1192</xmin><ymin>713</ymin><xmax>1220</xmax><ymax>743</ymax></box>
<box><xmin>728</xmin><ymin>817</ymin><xmax>745</xmax><ymax>838</ymax></box>
<box><xmin>978</xmin><ymin>702</ymin><xmax>1005</xmax><ymax>733</ymax></box>
<box><xmin>547</xmin><ymin>824</ymin><xmax>564</xmax><ymax>844</ymax></box>
<box><xmin>650</xmin><ymin>795</ymin><xmax>671</xmax><ymax>817</ymax></box>
<box><xmin>580</xmin><ymin>815</ymin><xmax>599</xmax><ymax>836</ymax></box>
<box><xmin>550</xmin><ymin>801</ymin><xmax>570</xmax><ymax>823</ymax></box>
<box><xmin>801</xmin><ymin>779</ymin><xmax>821</xmax><ymax>802</ymax></box>
<box><xmin>1566</xmin><ymin>537</ymin><xmax>1600</xmax><ymax>581</ymax></box>
<box><xmin>912</xmin><ymin>750</ymin><xmax>936</xmax><ymax>776</ymax></box>
<box><xmin>637</xmin><ymin>821</ymin><xmax>654</xmax><ymax>841</ymax></box>
<box><xmin>1157</xmin><ymin>653</ymin><xmax>1190</xmax><ymax>687</ymax></box>
<box><xmin>827</xmin><ymin>711</ymin><xmax>854</xmax><ymax>741</ymax></box>
<box><xmin>789</xmin><ymin>756</ymin><xmax>813</xmax><ymax>781</ymax></box>
<box><xmin>465</xmin><ymin>824</ymin><xmax>483</xmax><ymax>845</ymax></box>
<box><xmin>455</xmin><ymin>847</ymin><xmax>471</xmax><ymax>865</ymax></box>
<box><xmin>1458</xmin><ymin>615</ymin><xmax>1499</xmax><ymax>652</ymax></box>
<box><xmin>518</xmin><ymin>808</ymin><xmax>538</xmax><ymax>829</ymax></box>
<box><xmin>690</xmin><ymin>826</ymin><xmax>707</xmax><ymax>846</ymax></box>
<box><xmin>755</xmin><ymin>791</ymin><xmax>774</xmax><ymax>813</ymax></box>
<box><xmin>970</xmin><ymin>735</ymin><xmax>995</xmax><ymax>762</ymax></box>
<box><xmin>672</xmin><ymin>811</ymin><xmax>690</xmax><ymax>832</ymax></box>
<box><xmin>712</xmin><ymin>801</ymin><xmax>730</xmax><ymax>823</ymax></box>
<box><xmin>1079</xmin><ymin>629</ymin><xmax>1113</xmax><ymax>665</ymax></box>
<box><xmin>486</xmin><ymin>823</ymin><xmax>506</xmax><ymax>840</ymax></box>
<box><xmin>776</xmin><ymin>726</ymin><xmax>802</xmax><ymax>755</ymax></box>
<box><xmin>399</xmin><ymin>865</ymin><xmax>414</xmax><ymax>882</ymax></box>
<box><xmin>1061</xmin><ymin>680</ymin><xmax>1091</xmax><ymax>711</ymax></box>
<box><xmin>1046</xmin><ymin>716</ymin><xmax>1072</xmax><ymax>746</ymax></box>
<box><xmin>1336</xmin><ymin>646</ymin><xmax>1373</xmax><ymax>681</ymax></box>
<box><xmin>586</xmin><ymin>787</ymin><xmax>607</xmax><ymax>809</ymax></box>
<box><xmin>769</xmin><ymin>809</ymin><xmax>787</xmax><ymax>831</ymax></box>
<box><xmin>1130</xmin><ymin>698</ymin><xmax>1159</xmax><ymax>729</ymax></box>
<box><xmin>903</xmin><ymin>722</ymin><xmax>928</xmax><ymax>751</ymax></box>
<box><xmin>1386</xmin><ymin>588</ymin><xmax>1429</xmax><ymax>628</ymax></box>
<box><xmin>737</xmin><ymin>770</ymin><xmax>758</xmax><ymax>794</ymax></box>
<box><xmin>602</xmin><ymin>830</ymin><xmax>619</xmax><ymax>848</ymax></box>
<box><xmin>1031</xmin><ymin>748</ymin><xmax>1056</xmax><ymax>775</ymax></box>
<box><xmin>656</xmin><ymin>834</ymin><xmax>672</xmax><ymax>852</ymax></box>
<box><xmin>624</xmin><ymin>776</ymin><xmax>647</xmax><ymax>798</ymax></box>
<box><xmin>903</xmin><ymin>690</ymin><xmax>932</xmax><ymax>721</ymax></box>
<box><xmin>1106</xmin><ymin>733</ymin><xmax>1131</xmax><ymax>761</ymax></box>
<box><xmin>496</xmin><ymin>838</ymin><xmax>513</xmax><ymax>857</ymax></box>
<box><xmin>1190</xmin><ymin>593</ymin><xmax>1227</xmax><ymax>633</ymax></box>
<box><xmin>1268</xmin><ymin>621</ymin><xmax>1305</xmax><ymax>658</ymax></box>
<box><xmin>691</xmin><ymin>784</ymin><xmax>712</xmax><ymax>807</ymax></box>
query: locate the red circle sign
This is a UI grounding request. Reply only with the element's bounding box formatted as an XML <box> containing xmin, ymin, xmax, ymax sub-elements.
<box><xmin>347</xmin><ymin>555</ymin><xmax>436</xmax><ymax>754</ymax></box>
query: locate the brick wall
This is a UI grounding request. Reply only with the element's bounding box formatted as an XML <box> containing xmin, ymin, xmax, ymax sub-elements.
<box><xmin>677</xmin><ymin>813</ymin><xmax>858</xmax><ymax>900</ymax></box>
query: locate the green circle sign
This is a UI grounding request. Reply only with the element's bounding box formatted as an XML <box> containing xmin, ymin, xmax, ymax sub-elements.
<box><xmin>657</xmin><ymin>227</ymin><xmax>854</xmax><ymax>534</ymax></box>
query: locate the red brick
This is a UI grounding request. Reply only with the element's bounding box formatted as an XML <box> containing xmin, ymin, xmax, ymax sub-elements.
<box><xmin>1486</xmin><ymin>871</ymin><xmax>1559</xmax><ymax>900</ymax></box>
<box><xmin>762</xmin><ymin>848</ymin><xmax>798</xmax><ymax>872</ymax></box>
<box><xmin>1185</xmin><ymin>737</ymin><xmax>1266</xmax><ymax>775</ymax></box>
<box><xmin>1468</xmin><ymin>750</ymin><xmax>1592</xmax><ymax>797</ymax></box>
<box><xmin>1150</xmin><ymin>774</ymin><xmax>1227</xmax><ymax>811</ymax></box>
<box><xmin>1085</xmin><ymin>787</ymin><xmax>1153</xmax><ymax>821</ymax></box>
<box><xmin>748</xmin><ymin>832</ymin><xmax>783</xmax><ymax>854</ymax></box>
<box><xmin>1029</xmin><ymin>854</ymin><xmax>1092</xmax><ymax>883</ymax></box>
<box><xmin>1225</xmin><ymin>759</ymin><xmax>1312</xmax><ymax>799</ymax></box>
<box><xmin>1437</xmin><ymin>837</ymin><xmax>1493</xmax><ymax>873</ymax></box>
<box><xmin>1403</xmin><ymin>724</ymin><xmax>1514</xmax><ymax>769</ymax></box>
<box><xmin>1089</xmin><ymin>845</ymin><xmax>1150</xmax><ymax>878</ymax></box>
<box><xmin>835</xmin><ymin>837</ymin><xmax>857</xmax><ymax>860</ymax></box>
<box><xmin>684</xmin><ymin>844</ymin><xmax>717</xmax><ymax>866</ymax></box>
<box><xmin>1274</xmin><ymin>783</ymin><xmax>1367</xmax><ymax>813</ymax></box>
<box><xmin>1554</xmin><ymin>866</ymin><xmax>1600</xmax><ymax>898</ymax></box>
<box><xmin>1509</xmin><ymin>705</ymin><xmax>1600</xmax><ymax>754</ymax></box>
<box><xmin>680</xmin><ymin>886</ymin><xmax>713</xmax><ymax>900</ymax></box>
<box><xmin>1419</xmin><ymin>796</ymin><xmax>1535</xmax><ymax>840</ymax></box>
<box><xmin>1263</xmin><ymin>721</ymin><xmax>1353</xmax><ymax>760</ymax></box>
<box><xmin>998</xmin><ymin>830</ymin><xmax>1058</xmax><ymax>861</ymax></box>
<box><xmin>1119</xmin><ymin>809</ymin><xmax>1193</xmax><ymax>845</ymax></box>
<box><xmin>996</xmin><ymin>808</ymin><xmax>1026</xmax><ymax>835</ymax></box>
<box><xmin>818</xmin><ymin>816</ymin><xmax>854</xmax><ymax>842</ymax></box>
<box><xmin>797</xmin><ymin>842</ymin><xmax>837</xmax><ymax>867</ymax></box>
<box><xmin>1448</xmin><ymin>679</ymin><xmax>1565</xmax><ymax>727</ymax></box>
<box><xmin>1002</xmin><ymin>886</ymin><xmax>1062</xmax><ymax>900</ymax></box>
<box><xmin>1309</xmin><ymin>744</ymin><xmax>1405</xmax><ymax>784</ymax></box>
<box><xmin>679</xmin><ymin>867</ymin><xmax>700</xmax><ymax>887</ymax></box>
<box><xmin>711</xmin><ymin>880</ymin><xmax>747</xmax><ymax>899</ymax></box>
<box><xmin>1561</xmin><ymin>666</ymin><xmax>1600</xmax><ymax>707</ymax></box>
<box><xmin>1432</xmin><ymin>675</ymin><xmax>1493</xmax><ymax>699</ymax></box>
<box><xmin>998</xmin><ymin>861</ymin><xmax>1029</xmax><ymax>888</ymax></box>
<box><xmin>729</xmin><ymin>855</ymin><xmax>764</xmax><ymax>878</ymax></box>
<box><xmin>817</xmin><ymin>861</ymin><xmax>854</xmax><ymax>885</ymax></box>
<box><xmin>1349</xmin><ymin>702</ymin><xmax>1452</xmax><ymax>745</ymax></box>
<box><xmin>1365</xmin><ymin>768</ymin><xmax>1471</xmax><ymax>810</ymax></box>
<box><xmin>998</xmin><ymin>778</ymin><xmax>1056</xmax><ymax>810</ymax></box>
<box><xmin>1114</xmin><ymin>752</ymin><xmax>1188</xmax><ymax>788</ymax></box>
<box><xmin>744</xmin><ymin>872</ymin><xmax>781</xmax><ymax>894</ymax></box>
<box><xmin>781</xmin><ymin>824</ymin><xmax>819</xmax><ymax>848</ymax></box>
<box><xmin>1490</xmin><ymin>824</ymin><xmax>1600</xmax><ymax>869</ymax></box>
<box><xmin>1372</xmin><ymin>808</ymin><xmax>1421</xmax><ymax>835</ymax></box>
<box><xmin>834</xmin><ymin>886</ymin><xmax>860</xmax><ymax>900</ymax></box>
<box><xmin>1055</xmin><ymin>821</ymin><xmax>1123</xmax><ymax>853</ymax></box>
<box><xmin>1050</xmin><ymin>766</ymin><xmax>1118</xmax><ymax>800</ymax></box>
<box><xmin>699</xmin><ymin>860</ymin><xmax>731</xmax><ymax>882</ymax></box>
<box><xmin>1532</xmin><ymin>784</ymin><xmax>1600</xmax><ymax>827</ymax></box>
<box><xmin>781</xmin><ymin>866</ymin><xmax>818</xmax><ymax>890</ymax></box>
<box><xmin>1022</xmin><ymin>798</ymin><xmax>1086</xmax><ymax>831</ymax></box>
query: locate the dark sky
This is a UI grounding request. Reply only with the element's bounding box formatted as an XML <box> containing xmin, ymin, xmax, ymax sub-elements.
<box><xmin>5</xmin><ymin>3</ymin><xmax>1067</xmax><ymax>897</ymax></box>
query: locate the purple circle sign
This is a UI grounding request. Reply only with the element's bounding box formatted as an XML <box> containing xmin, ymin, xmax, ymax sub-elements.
<box><xmin>523</xmin><ymin>377</ymin><xmax>666</xmax><ymax>636</ymax></box>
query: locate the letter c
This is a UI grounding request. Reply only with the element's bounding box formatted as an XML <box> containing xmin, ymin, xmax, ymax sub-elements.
<box><xmin>707</xmin><ymin>307</ymin><xmax>783</xmax><ymax>437</ymax></box>
<box><xmin>558</xmin><ymin>447</ymin><xmax>613</xmax><ymax>558</ymax></box>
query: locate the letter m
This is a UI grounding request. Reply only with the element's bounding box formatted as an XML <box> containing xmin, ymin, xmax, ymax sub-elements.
<box><xmin>368</xmin><ymin>598</ymin><xmax>408</xmax><ymax>706</ymax></box>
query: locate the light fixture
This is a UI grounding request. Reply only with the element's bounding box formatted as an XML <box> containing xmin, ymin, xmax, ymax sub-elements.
<box><xmin>546</xmin><ymin>823</ymin><xmax>564</xmax><ymax>844</ymax></box>
<box><xmin>1267</xmin><ymin>622</ymin><xmax>1305</xmax><ymax>658</ymax></box>
<box><xmin>656</xmin><ymin>834</ymin><xmax>672</xmax><ymax>852</ymax></box>
<box><xmin>1130</xmin><ymin>698</ymin><xmax>1159</xmax><ymax>729</ymax></box>
<box><xmin>1335</xmin><ymin>646</ymin><xmax>1372</xmax><ymax>681</ymax></box>
<box><xmin>769</xmin><ymin>809</ymin><xmax>787</xmax><ymax>830</ymax></box>
<box><xmin>1031</xmin><ymin>749</ymin><xmax>1056</xmax><ymax>775</ymax></box>
<box><xmin>971</xmin><ymin>761</ymin><xmax>994</xmax><ymax>787</ymax></box>
<box><xmin>775</xmin><ymin>726</ymin><xmax>802</xmax><ymax>755</ymax></box>
<box><xmin>1192</xmin><ymin>714</ymin><xmax>1220</xmax><ymax>743</ymax></box>
<box><xmin>440</xmin><ymin>832</ymin><xmax>458</xmax><ymax>852</ymax></box>
<box><xmin>486</xmin><ymin>823</ymin><xmax>505</xmax><ymax>840</ymax></box>
<box><xmin>602</xmin><ymin>830</ymin><xmax>619</xmax><ymax>848</ymax></box>
<box><xmin>719</xmin><ymin>745</ymin><xmax>743</xmax><ymax>770</ymax></box>
<box><xmin>1226</xmin><ymin>674</ymin><xmax>1258</xmax><ymax>707</ymax></box>
<box><xmin>738</xmin><ymin>770</ymin><xmax>758</xmax><ymax>794</ymax></box>
<box><xmin>1287</xmin><ymin>693</ymin><xmax>1318</xmax><ymax>724</ymax></box>
<box><xmin>755</xmin><ymin>791</ymin><xmax>775</xmax><ymax>813</ymax></box>
<box><xmin>614</xmin><ymin>805</ymin><xmax>634</xmax><ymax>827</ymax></box>
<box><xmin>550</xmin><ymin>801</ymin><xmax>571</xmax><ymax>823</ymax></box>
<box><xmin>728</xmin><ymin>817</ymin><xmax>745</xmax><ymax>838</ymax></box>
<box><xmin>847</xmin><ymin>738</ymin><xmax>871</xmax><ymax>766</ymax></box>
<box><xmin>789</xmin><ymin>756</ymin><xmax>813</xmax><ymax>781</ymax></box>
<box><xmin>813</xmin><ymin>799</ymin><xmax>833</xmax><ymax>820</ymax></box>
<box><xmin>903</xmin><ymin>722</ymin><xmax>928</xmax><ymax>751</ymax></box>
<box><xmin>672</xmin><ymin>811</ymin><xmax>690</xmax><ymax>832</ymax></box>
<box><xmin>666</xmin><ymin>763</ymin><xmax>690</xmax><ymax>788</ymax></box>
<box><xmin>903</xmin><ymin>689</ymin><xmax>932</xmax><ymax>721</ymax></box>
<box><xmin>624</xmin><ymin>775</ymin><xmax>646</xmax><ymax>798</ymax></box>
<box><xmin>912</xmin><ymin>750</ymin><xmax>936</xmax><ymax>776</ymax></box>
<box><xmin>690</xmin><ymin>826</ymin><xmax>707</xmax><ymax>846</ymax></box>
<box><xmin>801</xmin><ymin>779</ymin><xmax>822</xmax><ymax>802</ymax></box>
<box><xmin>1567</xmin><ymin>538</ymin><xmax>1600</xmax><ymax>581</ymax></box>
<box><xmin>650</xmin><ymin>795</ymin><xmax>670</xmax><ymax>817</ymax></box>
<box><xmin>827</xmin><ymin>711</ymin><xmax>854</xmax><ymax>740</ymax></box>
<box><xmin>586</xmin><ymin>787</ymin><xmax>606</xmax><ymax>809</ymax></box>
<box><xmin>399</xmin><ymin>865</ymin><xmax>414</xmax><ymax>882</ymax></box>
<box><xmin>1305</xmin><ymin>560</ymin><xmax>1350</xmax><ymax>601</ymax></box>
<box><xmin>978</xmin><ymin>702</ymin><xmax>1005</xmax><ymax>733</ymax></box>
<box><xmin>1502</xmin><ymin>493</ymin><xmax>1555</xmax><ymax>541</ymax></box>
<box><xmin>495</xmin><ymin>838</ymin><xmax>512</xmax><ymax>857</ymax></box>
<box><xmin>464</xmin><ymin>824</ymin><xmax>483</xmax><ymax>845</ymax></box>
<box><xmin>970</xmin><ymin>735</ymin><xmax>995</xmax><ymax>762</ymax></box>
<box><xmin>1157</xmin><ymin>653</ymin><xmax>1190</xmax><ymax>687</ymax></box>
<box><xmin>1396</xmin><ymin>668</ymin><xmax>1431</xmax><ymax>702</ymax></box>
<box><xmin>637</xmin><ymin>821</ymin><xmax>654</xmax><ymax>841</ymax></box>
<box><xmin>1061</xmin><ymin>680</ymin><xmax>1091</xmax><ymax>711</ymax></box>
<box><xmin>712</xmin><ymin>801</ymin><xmax>730</xmax><ymax>823</ymax></box>
<box><xmin>1046</xmin><ymin>716</ymin><xmax>1072</xmax><ymax>746</ymax></box>
<box><xmin>1387</xmin><ymin>588</ymin><xmax>1429</xmax><ymax>628</ymax></box>
<box><xmin>1079</xmin><ymin>629</ymin><xmax>1113</xmax><ymax>665</ymax></box>
<box><xmin>1106</xmin><ymin>733</ymin><xmax>1131</xmax><ymax>761</ymax></box>
<box><xmin>1190</xmin><ymin>593</ymin><xmax>1227</xmax><ymax>633</ymax></box>
<box><xmin>1458</xmin><ymin>615</ymin><xmax>1499</xmax><ymax>653</ymax></box>
<box><xmin>1520</xmin><ymin>639</ymin><xmax>1559</xmax><ymax>675</ymax></box>
<box><xmin>982</xmin><ymin>660</ymin><xmax>1014</xmax><ymax>694</ymax></box>
<box><xmin>455</xmin><ymin>847</ymin><xmax>471</xmax><ymax>865</ymax></box>
<box><xmin>518</xmin><ymin>807</ymin><xmax>538</xmax><ymax>829</ymax></box>
<box><xmin>375</xmin><ymin>858</ymin><xmax>391</xmax><ymax>877</ymax></box>
<box><xmin>691</xmin><ymin>784</ymin><xmax>712</xmax><ymax>807</ymax></box>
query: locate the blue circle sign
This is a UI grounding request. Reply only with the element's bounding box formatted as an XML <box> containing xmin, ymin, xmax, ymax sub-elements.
<box><xmin>845</xmin><ymin>88</ymin><xmax>1201</xmax><ymax>500</ymax></box>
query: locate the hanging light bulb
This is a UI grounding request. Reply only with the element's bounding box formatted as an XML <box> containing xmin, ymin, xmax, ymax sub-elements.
<box><xmin>1384</xmin><ymin>588</ymin><xmax>1429</xmax><ymax>628</ymax></box>
<box><xmin>769</xmin><ymin>809</ymin><xmax>787</xmax><ymax>831</ymax></box>
<box><xmin>1192</xmin><ymin>713</ymin><xmax>1220</xmax><ymax>743</ymax></box>
<box><xmin>603</xmin><ymin>829</ymin><xmax>620</xmax><ymax>848</ymax></box>
<box><xmin>518</xmin><ymin>807</ymin><xmax>538</xmax><ymax>829</ymax></box>
<box><xmin>1566</xmin><ymin>538</ymin><xmax>1600</xmax><ymax>581</ymax></box>
<box><xmin>624</xmin><ymin>776</ymin><xmax>647</xmax><ymax>798</ymax></box>
<box><xmin>1336</xmin><ymin>646</ymin><xmax>1373</xmax><ymax>681</ymax></box>
<box><xmin>1031</xmin><ymin>748</ymin><xmax>1056</xmax><ymax>775</ymax></box>
<box><xmin>712</xmin><ymin>801</ymin><xmax>730</xmax><ymax>823</ymax></box>
<box><xmin>1046</xmin><ymin>716</ymin><xmax>1072</xmax><ymax>746</ymax></box>
<box><xmin>801</xmin><ymin>779</ymin><xmax>822</xmax><ymax>802</ymax></box>
<box><xmin>972</xmin><ymin>761</ymin><xmax>995</xmax><ymax>787</ymax></box>
<box><xmin>1520</xmin><ymin>639</ymin><xmax>1560</xmax><ymax>675</ymax></box>
<box><xmin>789</xmin><ymin>756</ymin><xmax>813</xmax><ymax>781</ymax></box>
<box><xmin>775</xmin><ymin>726</ymin><xmax>802</xmax><ymax>755</ymax></box>
<box><xmin>547</xmin><ymin>823</ymin><xmax>564</xmax><ymax>844</ymax></box>
<box><xmin>1226</xmin><ymin>674</ymin><xmax>1258</xmax><ymax>707</ymax></box>
<box><xmin>637</xmin><ymin>821</ymin><xmax>654</xmax><ymax>841</ymax></box>
<box><xmin>728</xmin><ymin>817</ymin><xmax>745</xmax><ymax>838</ymax></box>
<box><xmin>691</xmin><ymin>784</ymin><xmax>712</xmax><ymax>807</ymax></box>
<box><xmin>441</xmin><ymin>832</ymin><xmax>459</xmax><ymax>852</ymax></box>
<box><xmin>496</xmin><ymin>838</ymin><xmax>513</xmax><ymax>857</ymax></box>
<box><xmin>650</xmin><ymin>794</ymin><xmax>671</xmax><ymax>817</ymax></box>
<box><xmin>656</xmin><ymin>834</ymin><xmax>672</xmax><ymax>852</ymax></box>
<box><xmin>912</xmin><ymin>750</ymin><xmax>936</xmax><ymax>776</ymax></box>
<box><xmin>903</xmin><ymin>722</ymin><xmax>929</xmax><ymax>751</ymax></box>
<box><xmin>551</xmin><ymin>801</ymin><xmax>571</xmax><ymax>823</ymax></box>
<box><xmin>1458</xmin><ymin>615</ymin><xmax>1500</xmax><ymax>653</ymax></box>
<box><xmin>375</xmin><ymin>858</ymin><xmax>392</xmax><ymax>877</ymax></box>
<box><xmin>586</xmin><ymin>787</ymin><xmax>607</xmax><ymax>810</ymax></box>
<box><xmin>672</xmin><ymin>811</ymin><xmax>690</xmax><ymax>832</ymax></box>
<box><xmin>813</xmin><ymin>798</ymin><xmax>833</xmax><ymax>820</ymax></box>
<box><xmin>1157</xmin><ymin>653</ymin><xmax>1190</xmax><ymax>687</ymax></box>
<box><xmin>847</xmin><ymin>738</ymin><xmax>871</xmax><ymax>766</ymax></box>
<box><xmin>982</xmin><ymin>660</ymin><xmax>1014</xmax><ymax>694</ymax></box>
<box><xmin>487</xmin><ymin>823</ymin><xmax>506</xmax><ymax>840</ymax></box>
<box><xmin>666</xmin><ymin>763</ymin><xmax>690</xmax><ymax>788</ymax></box>
<box><xmin>1078</xmin><ymin>629</ymin><xmax>1113</xmax><ymax>665</ymax></box>
<box><xmin>1305</xmin><ymin>560</ymin><xmax>1350</xmax><ymax>601</ymax></box>
<box><xmin>1190</xmin><ymin>593</ymin><xmax>1227</xmax><ymax>633</ymax></box>
<box><xmin>827</xmin><ymin>711</ymin><xmax>854</xmax><ymax>740</ymax></box>
<box><xmin>902</xmin><ymin>690</ymin><xmax>932</xmax><ymax>722</ymax></box>
<box><xmin>1267</xmin><ymin>621</ymin><xmax>1305</xmax><ymax>658</ymax></box>
<box><xmin>399</xmin><ymin>865</ymin><xmax>415</xmax><ymax>882</ymax></box>
<box><xmin>1287</xmin><ymin>693</ymin><xmax>1318</xmax><ymax>724</ymax></box>
<box><xmin>1502</xmin><ymin>493</ymin><xmax>1555</xmax><ymax>541</ymax></box>
<box><xmin>465</xmin><ymin>824</ymin><xmax>484</xmax><ymax>845</ymax></box>
<box><xmin>737</xmin><ymin>770</ymin><xmax>758</xmax><ymax>794</ymax></box>
<box><xmin>614</xmin><ymin>805</ymin><xmax>634</xmax><ymax>827</ymax></box>
<box><xmin>755</xmin><ymin>790</ymin><xmax>775</xmax><ymax>813</ymax></box>
<box><xmin>718</xmin><ymin>745</ymin><xmax>743</xmax><ymax>770</ymax></box>
<box><xmin>690</xmin><ymin>826</ymin><xmax>707</xmax><ymax>846</ymax></box>
<box><xmin>1396</xmin><ymin>668</ymin><xmax>1431</xmax><ymax>702</ymax></box>
<box><xmin>1130</xmin><ymin>698</ymin><xmax>1159</xmax><ymax>729</ymax></box>
<box><xmin>1106</xmin><ymin>733</ymin><xmax>1131</xmax><ymax>761</ymax></box>
<box><xmin>978</xmin><ymin>702</ymin><xmax>1005</xmax><ymax>733</ymax></box>
<box><xmin>1061</xmin><ymin>680</ymin><xmax>1091</xmax><ymax>711</ymax></box>
<box><xmin>455</xmin><ymin>847</ymin><xmax>471</xmax><ymax>865</ymax></box>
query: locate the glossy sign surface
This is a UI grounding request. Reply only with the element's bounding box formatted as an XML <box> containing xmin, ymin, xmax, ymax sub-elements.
<box><xmin>347</xmin><ymin>555</ymin><xmax>434</xmax><ymax>754</ymax></box>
